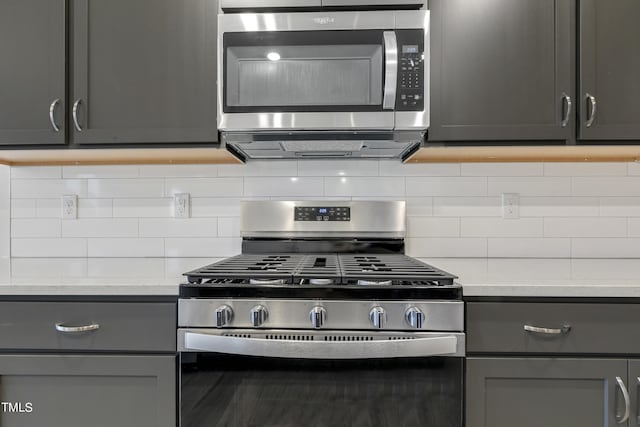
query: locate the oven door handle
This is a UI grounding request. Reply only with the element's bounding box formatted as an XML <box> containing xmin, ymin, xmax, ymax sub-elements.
<box><xmin>183</xmin><ymin>332</ymin><xmax>458</xmax><ymax>359</ymax></box>
<box><xmin>383</xmin><ymin>31</ymin><xmax>398</xmax><ymax>110</ymax></box>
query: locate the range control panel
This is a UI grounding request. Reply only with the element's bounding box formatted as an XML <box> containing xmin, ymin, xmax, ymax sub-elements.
<box><xmin>396</xmin><ymin>29</ymin><xmax>425</xmax><ymax>112</ymax></box>
<box><xmin>294</xmin><ymin>206</ymin><xmax>351</xmax><ymax>222</ymax></box>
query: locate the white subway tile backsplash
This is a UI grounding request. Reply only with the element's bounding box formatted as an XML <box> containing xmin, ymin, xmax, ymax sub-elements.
<box><xmin>63</xmin><ymin>165</ymin><xmax>139</xmax><ymax>179</ymax></box>
<box><xmin>462</xmin><ymin>218</ymin><xmax>543</xmax><ymax>237</ymax></box>
<box><xmin>544</xmin><ymin>218</ymin><xmax>627</xmax><ymax>238</ymax></box>
<box><xmin>218</xmin><ymin>217</ymin><xmax>240</xmax><ymax>237</ymax></box>
<box><xmin>12</xmin><ymin>179</ymin><xmax>87</xmax><ymax>199</ymax></box>
<box><xmin>11</xmin><ymin>200</ymin><xmax>36</xmax><ymax>218</ymax></box>
<box><xmin>139</xmin><ymin>164</ymin><xmax>218</xmax><ymax>178</ymax></box>
<box><xmin>571</xmin><ymin>238</ymin><xmax>640</xmax><ymax>258</ymax></box>
<box><xmin>9</xmin><ymin>161</ymin><xmax>640</xmax><ymax>261</ymax></box>
<box><xmin>88</xmin><ymin>179</ymin><xmax>164</xmax><ymax>198</ymax></box>
<box><xmin>165</xmin><ymin>238</ymin><xmax>241</xmax><ymax>257</ymax></box>
<box><xmin>218</xmin><ymin>161</ymin><xmax>297</xmax><ymax>177</ymax></box>
<box><xmin>325</xmin><ymin>177</ymin><xmax>405</xmax><ymax>197</ymax></box>
<box><xmin>380</xmin><ymin>162</ymin><xmax>460</xmax><ymax>177</ymax></box>
<box><xmin>165</xmin><ymin>257</ymin><xmax>220</xmax><ymax>277</ymax></box>
<box><xmin>11</xmin><ymin>219</ymin><xmax>61</xmax><ymax>238</ymax></box>
<box><xmin>405</xmin><ymin>198</ymin><xmax>433</xmax><ymax>216</ymax></box>
<box><xmin>406</xmin><ymin>237</ymin><xmax>487</xmax><ymax>258</ymax></box>
<box><xmin>299</xmin><ymin>160</ymin><xmax>378</xmax><ymax>177</ymax></box>
<box><xmin>432</xmin><ymin>197</ymin><xmax>500</xmax><ymax>217</ymax></box>
<box><xmin>140</xmin><ymin>218</ymin><xmax>218</xmax><ymax>237</ymax></box>
<box><xmin>11</xmin><ymin>258</ymin><xmax>88</xmax><ymax>277</ymax></box>
<box><xmin>113</xmin><ymin>198</ymin><xmax>173</xmax><ymax>218</ymax></box>
<box><xmin>488</xmin><ymin>177</ymin><xmax>571</xmax><ymax>196</ymax></box>
<box><xmin>12</xmin><ymin>238</ymin><xmax>87</xmax><ymax>257</ymax></box>
<box><xmin>61</xmin><ymin>219</ymin><xmax>138</xmax><ymax>238</ymax></box>
<box><xmin>78</xmin><ymin>199</ymin><xmax>113</xmax><ymax>218</ymax></box>
<box><xmin>190</xmin><ymin>198</ymin><xmax>242</xmax><ymax>217</ymax></box>
<box><xmin>165</xmin><ymin>178</ymin><xmax>243</xmax><ymax>197</ymax></box>
<box><xmin>407</xmin><ymin>217</ymin><xmax>459</xmax><ymax>237</ymax></box>
<box><xmin>244</xmin><ymin>177</ymin><xmax>323</xmax><ymax>197</ymax></box>
<box><xmin>572</xmin><ymin>177</ymin><xmax>640</xmax><ymax>196</ymax></box>
<box><xmin>520</xmin><ymin>197</ymin><xmax>600</xmax><ymax>217</ymax></box>
<box><xmin>544</xmin><ymin>162</ymin><xmax>628</xmax><ymax>176</ymax></box>
<box><xmin>488</xmin><ymin>238</ymin><xmax>571</xmax><ymax>258</ymax></box>
<box><xmin>406</xmin><ymin>177</ymin><xmax>487</xmax><ymax>197</ymax></box>
<box><xmin>462</xmin><ymin>163</ymin><xmax>543</xmax><ymax>176</ymax></box>
<box><xmin>600</xmin><ymin>198</ymin><xmax>640</xmax><ymax>217</ymax></box>
<box><xmin>87</xmin><ymin>258</ymin><xmax>165</xmax><ymax>277</ymax></box>
<box><xmin>11</xmin><ymin>166</ymin><xmax>61</xmax><ymax>179</ymax></box>
<box><xmin>88</xmin><ymin>238</ymin><xmax>164</xmax><ymax>257</ymax></box>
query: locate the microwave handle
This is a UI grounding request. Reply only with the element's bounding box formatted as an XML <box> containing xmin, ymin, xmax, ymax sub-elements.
<box><xmin>383</xmin><ymin>31</ymin><xmax>398</xmax><ymax>110</ymax></box>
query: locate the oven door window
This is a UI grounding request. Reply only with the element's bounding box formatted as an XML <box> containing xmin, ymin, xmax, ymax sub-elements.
<box><xmin>181</xmin><ymin>354</ymin><xmax>462</xmax><ymax>427</ymax></box>
<box><xmin>224</xmin><ymin>31</ymin><xmax>386</xmax><ymax>113</ymax></box>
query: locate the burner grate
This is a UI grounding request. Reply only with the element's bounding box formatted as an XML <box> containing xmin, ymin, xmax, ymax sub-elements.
<box><xmin>184</xmin><ymin>254</ymin><xmax>303</xmax><ymax>284</ymax></box>
<box><xmin>339</xmin><ymin>254</ymin><xmax>456</xmax><ymax>286</ymax></box>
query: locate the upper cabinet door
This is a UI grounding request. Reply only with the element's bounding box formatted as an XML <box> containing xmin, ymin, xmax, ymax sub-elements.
<box><xmin>579</xmin><ymin>0</ymin><xmax>640</xmax><ymax>140</ymax></box>
<box><xmin>429</xmin><ymin>0</ymin><xmax>574</xmax><ymax>142</ymax></box>
<box><xmin>72</xmin><ymin>0</ymin><xmax>218</xmax><ymax>145</ymax></box>
<box><xmin>0</xmin><ymin>0</ymin><xmax>65</xmax><ymax>145</ymax></box>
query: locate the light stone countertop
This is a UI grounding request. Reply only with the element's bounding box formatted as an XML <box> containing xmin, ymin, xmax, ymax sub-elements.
<box><xmin>1</xmin><ymin>258</ymin><xmax>639</xmax><ymax>298</ymax></box>
<box><xmin>425</xmin><ymin>258</ymin><xmax>640</xmax><ymax>298</ymax></box>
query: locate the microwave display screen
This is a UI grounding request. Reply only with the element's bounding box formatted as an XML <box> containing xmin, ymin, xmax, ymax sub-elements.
<box><xmin>403</xmin><ymin>45</ymin><xmax>419</xmax><ymax>54</ymax></box>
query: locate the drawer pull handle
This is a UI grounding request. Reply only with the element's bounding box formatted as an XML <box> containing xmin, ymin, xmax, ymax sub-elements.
<box><xmin>55</xmin><ymin>322</ymin><xmax>99</xmax><ymax>333</ymax></box>
<box><xmin>615</xmin><ymin>376</ymin><xmax>630</xmax><ymax>424</ymax></box>
<box><xmin>523</xmin><ymin>324</ymin><xmax>571</xmax><ymax>335</ymax></box>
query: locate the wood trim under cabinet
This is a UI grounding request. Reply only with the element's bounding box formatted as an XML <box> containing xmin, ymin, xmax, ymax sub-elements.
<box><xmin>407</xmin><ymin>145</ymin><xmax>640</xmax><ymax>163</ymax></box>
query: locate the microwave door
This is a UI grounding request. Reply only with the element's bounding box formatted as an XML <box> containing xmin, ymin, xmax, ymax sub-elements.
<box><xmin>218</xmin><ymin>13</ymin><xmax>397</xmax><ymax>131</ymax></box>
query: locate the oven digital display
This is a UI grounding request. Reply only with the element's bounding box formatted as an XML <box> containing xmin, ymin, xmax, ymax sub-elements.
<box><xmin>294</xmin><ymin>207</ymin><xmax>351</xmax><ymax>222</ymax></box>
<box><xmin>402</xmin><ymin>45</ymin><xmax>419</xmax><ymax>54</ymax></box>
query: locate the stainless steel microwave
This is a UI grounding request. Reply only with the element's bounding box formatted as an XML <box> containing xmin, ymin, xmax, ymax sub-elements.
<box><xmin>217</xmin><ymin>10</ymin><xmax>429</xmax><ymax>134</ymax></box>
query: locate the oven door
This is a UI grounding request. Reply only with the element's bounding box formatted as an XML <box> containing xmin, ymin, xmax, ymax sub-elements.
<box><xmin>218</xmin><ymin>11</ymin><xmax>401</xmax><ymax>131</ymax></box>
<box><xmin>179</xmin><ymin>329</ymin><xmax>464</xmax><ymax>427</ymax></box>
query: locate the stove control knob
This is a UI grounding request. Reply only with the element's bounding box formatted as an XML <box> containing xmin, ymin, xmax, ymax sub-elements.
<box><xmin>250</xmin><ymin>305</ymin><xmax>268</xmax><ymax>327</ymax></box>
<box><xmin>405</xmin><ymin>307</ymin><xmax>425</xmax><ymax>329</ymax></box>
<box><xmin>309</xmin><ymin>306</ymin><xmax>327</xmax><ymax>329</ymax></box>
<box><xmin>369</xmin><ymin>306</ymin><xmax>386</xmax><ymax>329</ymax></box>
<box><xmin>215</xmin><ymin>305</ymin><xmax>233</xmax><ymax>328</ymax></box>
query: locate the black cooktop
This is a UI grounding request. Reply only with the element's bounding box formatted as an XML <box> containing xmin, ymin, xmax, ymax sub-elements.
<box><xmin>180</xmin><ymin>254</ymin><xmax>460</xmax><ymax>300</ymax></box>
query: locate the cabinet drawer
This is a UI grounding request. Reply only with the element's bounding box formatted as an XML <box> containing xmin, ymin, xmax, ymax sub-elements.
<box><xmin>0</xmin><ymin>302</ymin><xmax>176</xmax><ymax>352</ymax></box>
<box><xmin>467</xmin><ymin>302</ymin><xmax>640</xmax><ymax>354</ymax></box>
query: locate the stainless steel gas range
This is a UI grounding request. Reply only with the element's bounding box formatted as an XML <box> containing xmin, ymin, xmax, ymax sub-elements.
<box><xmin>178</xmin><ymin>201</ymin><xmax>464</xmax><ymax>427</ymax></box>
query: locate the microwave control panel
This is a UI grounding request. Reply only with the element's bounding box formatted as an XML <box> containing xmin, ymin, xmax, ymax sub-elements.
<box><xmin>396</xmin><ymin>30</ymin><xmax>425</xmax><ymax>112</ymax></box>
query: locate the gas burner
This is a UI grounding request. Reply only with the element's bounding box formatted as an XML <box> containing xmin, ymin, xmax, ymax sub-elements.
<box><xmin>357</xmin><ymin>279</ymin><xmax>393</xmax><ymax>286</ymax></box>
<box><xmin>249</xmin><ymin>278</ymin><xmax>285</xmax><ymax>285</ymax></box>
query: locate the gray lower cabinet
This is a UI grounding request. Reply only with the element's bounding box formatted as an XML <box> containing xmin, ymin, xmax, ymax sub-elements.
<box><xmin>0</xmin><ymin>0</ymin><xmax>65</xmax><ymax>145</ymax></box>
<box><xmin>429</xmin><ymin>0</ymin><xmax>574</xmax><ymax>142</ymax></box>
<box><xmin>0</xmin><ymin>354</ymin><xmax>175</xmax><ymax>427</ymax></box>
<box><xmin>466</xmin><ymin>357</ymin><xmax>625</xmax><ymax>427</ymax></box>
<box><xmin>71</xmin><ymin>0</ymin><xmax>218</xmax><ymax>144</ymax></box>
<box><xmin>579</xmin><ymin>0</ymin><xmax>640</xmax><ymax>140</ymax></box>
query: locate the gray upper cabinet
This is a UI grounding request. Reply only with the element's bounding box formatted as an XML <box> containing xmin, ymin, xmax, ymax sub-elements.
<box><xmin>429</xmin><ymin>0</ymin><xmax>574</xmax><ymax>142</ymax></box>
<box><xmin>579</xmin><ymin>0</ymin><xmax>640</xmax><ymax>140</ymax></box>
<box><xmin>467</xmin><ymin>357</ymin><xmax>626</xmax><ymax>427</ymax></box>
<box><xmin>71</xmin><ymin>0</ymin><xmax>218</xmax><ymax>145</ymax></box>
<box><xmin>0</xmin><ymin>0</ymin><xmax>65</xmax><ymax>145</ymax></box>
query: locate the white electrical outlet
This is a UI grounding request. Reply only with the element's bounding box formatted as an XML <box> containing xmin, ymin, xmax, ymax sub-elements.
<box><xmin>502</xmin><ymin>193</ymin><xmax>520</xmax><ymax>219</ymax></box>
<box><xmin>62</xmin><ymin>195</ymin><xmax>78</xmax><ymax>219</ymax></box>
<box><xmin>174</xmin><ymin>193</ymin><xmax>191</xmax><ymax>218</ymax></box>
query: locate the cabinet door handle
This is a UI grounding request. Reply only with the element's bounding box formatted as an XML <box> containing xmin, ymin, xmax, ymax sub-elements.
<box><xmin>585</xmin><ymin>93</ymin><xmax>597</xmax><ymax>128</ymax></box>
<box><xmin>55</xmin><ymin>322</ymin><xmax>99</xmax><ymax>333</ymax></box>
<box><xmin>72</xmin><ymin>99</ymin><xmax>83</xmax><ymax>132</ymax></box>
<box><xmin>615</xmin><ymin>376</ymin><xmax>631</xmax><ymax>424</ymax></box>
<box><xmin>523</xmin><ymin>324</ymin><xmax>571</xmax><ymax>335</ymax></box>
<box><xmin>561</xmin><ymin>93</ymin><xmax>572</xmax><ymax>128</ymax></box>
<box><xmin>49</xmin><ymin>99</ymin><xmax>61</xmax><ymax>132</ymax></box>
